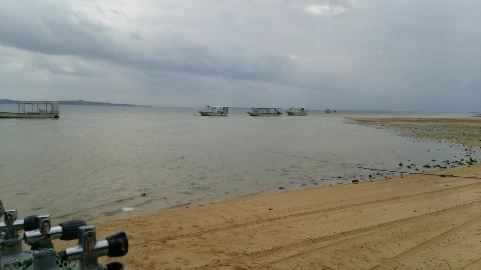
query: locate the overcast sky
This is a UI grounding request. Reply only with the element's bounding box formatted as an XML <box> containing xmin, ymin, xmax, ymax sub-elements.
<box><xmin>0</xmin><ymin>0</ymin><xmax>480</xmax><ymax>112</ymax></box>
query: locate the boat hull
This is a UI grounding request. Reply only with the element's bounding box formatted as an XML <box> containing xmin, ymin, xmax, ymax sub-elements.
<box><xmin>286</xmin><ymin>112</ymin><xmax>307</xmax><ymax>116</ymax></box>
<box><xmin>0</xmin><ymin>112</ymin><xmax>59</xmax><ymax>119</ymax></box>
<box><xmin>199</xmin><ymin>112</ymin><xmax>227</xmax><ymax>116</ymax></box>
<box><xmin>247</xmin><ymin>112</ymin><xmax>281</xmax><ymax>117</ymax></box>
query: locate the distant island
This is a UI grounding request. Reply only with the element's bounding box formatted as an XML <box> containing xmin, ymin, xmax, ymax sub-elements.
<box><xmin>0</xmin><ymin>99</ymin><xmax>152</xmax><ymax>107</ymax></box>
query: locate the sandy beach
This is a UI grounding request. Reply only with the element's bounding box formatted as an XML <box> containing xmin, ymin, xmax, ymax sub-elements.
<box><xmin>57</xmin><ymin>117</ymin><xmax>481</xmax><ymax>270</ymax></box>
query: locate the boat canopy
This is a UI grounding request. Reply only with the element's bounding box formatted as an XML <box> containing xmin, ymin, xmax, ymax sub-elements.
<box><xmin>204</xmin><ymin>106</ymin><xmax>228</xmax><ymax>112</ymax></box>
<box><xmin>17</xmin><ymin>101</ymin><xmax>59</xmax><ymax>114</ymax></box>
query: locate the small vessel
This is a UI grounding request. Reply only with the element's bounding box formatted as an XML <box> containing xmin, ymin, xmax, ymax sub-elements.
<box><xmin>247</xmin><ymin>107</ymin><xmax>282</xmax><ymax>116</ymax></box>
<box><xmin>198</xmin><ymin>106</ymin><xmax>228</xmax><ymax>116</ymax></box>
<box><xmin>286</xmin><ymin>107</ymin><xmax>308</xmax><ymax>116</ymax></box>
<box><xmin>0</xmin><ymin>101</ymin><xmax>60</xmax><ymax>119</ymax></box>
<box><xmin>325</xmin><ymin>109</ymin><xmax>336</xmax><ymax>113</ymax></box>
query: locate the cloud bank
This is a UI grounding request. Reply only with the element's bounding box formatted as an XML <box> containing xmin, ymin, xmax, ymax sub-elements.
<box><xmin>0</xmin><ymin>0</ymin><xmax>479</xmax><ymax>111</ymax></box>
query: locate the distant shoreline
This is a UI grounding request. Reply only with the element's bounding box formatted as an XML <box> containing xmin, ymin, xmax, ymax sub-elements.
<box><xmin>0</xmin><ymin>99</ymin><xmax>152</xmax><ymax>107</ymax></box>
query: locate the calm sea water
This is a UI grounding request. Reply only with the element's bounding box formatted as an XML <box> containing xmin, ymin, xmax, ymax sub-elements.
<box><xmin>0</xmin><ymin>104</ymin><xmax>478</xmax><ymax>223</ymax></box>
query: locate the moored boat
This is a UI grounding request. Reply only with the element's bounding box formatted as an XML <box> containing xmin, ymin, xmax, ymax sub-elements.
<box><xmin>247</xmin><ymin>107</ymin><xmax>282</xmax><ymax>116</ymax></box>
<box><xmin>199</xmin><ymin>106</ymin><xmax>228</xmax><ymax>116</ymax></box>
<box><xmin>286</xmin><ymin>107</ymin><xmax>308</xmax><ymax>116</ymax></box>
<box><xmin>325</xmin><ymin>109</ymin><xmax>337</xmax><ymax>113</ymax></box>
<box><xmin>0</xmin><ymin>101</ymin><xmax>60</xmax><ymax>119</ymax></box>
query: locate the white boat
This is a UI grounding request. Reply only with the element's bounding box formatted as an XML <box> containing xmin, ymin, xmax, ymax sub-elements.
<box><xmin>198</xmin><ymin>106</ymin><xmax>228</xmax><ymax>116</ymax></box>
<box><xmin>325</xmin><ymin>109</ymin><xmax>336</xmax><ymax>113</ymax></box>
<box><xmin>0</xmin><ymin>101</ymin><xmax>60</xmax><ymax>119</ymax></box>
<box><xmin>247</xmin><ymin>107</ymin><xmax>282</xmax><ymax>116</ymax></box>
<box><xmin>286</xmin><ymin>107</ymin><xmax>308</xmax><ymax>116</ymax></box>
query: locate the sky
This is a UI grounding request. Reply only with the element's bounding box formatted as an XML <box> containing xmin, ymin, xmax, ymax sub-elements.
<box><xmin>0</xmin><ymin>0</ymin><xmax>480</xmax><ymax>112</ymax></box>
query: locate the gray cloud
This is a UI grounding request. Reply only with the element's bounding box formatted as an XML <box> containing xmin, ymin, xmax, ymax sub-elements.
<box><xmin>0</xmin><ymin>1</ymin><xmax>294</xmax><ymax>81</ymax></box>
<box><xmin>0</xmin><ymin>0</ymin><xmax>479</xmax><ymax>111</ymax></box>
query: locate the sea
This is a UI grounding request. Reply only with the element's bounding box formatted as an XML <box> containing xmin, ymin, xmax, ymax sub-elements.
<box><xmin>0</xmin><ymin>104</ymin><xmax>479</xmax><ymax>224</ymax></box>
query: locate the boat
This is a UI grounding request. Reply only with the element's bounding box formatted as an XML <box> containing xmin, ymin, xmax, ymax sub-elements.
<box><xmin>198</xmin><ymin>106</ymin><xmax>228</xmax><ymax>116</ymax></box>
<box><xmin>325</xmin><ymin>109</ymin><xmax>336</xmax><ymax>113</ymax></box>
<box><xmin>0</xmin><ymin>101</ymin><xmax>60</xmax><ymax>119</ymax></box>
<box><xmin>286</xmin><ymin>107</ymin><xmax>308</xmax><ymax>116</ymax></box>
<box><xmin>247</xmin><ymin>107</ymin><xmax>282</xmax><ymax>116</ymax></box>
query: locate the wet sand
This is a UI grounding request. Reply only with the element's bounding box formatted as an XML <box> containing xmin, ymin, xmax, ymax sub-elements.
<box><xmin>349</xmin><ymin>117</ymin><xmax>481</xmax><ymax>147</ymax></box>
<box><xmin>59</xmin><ymin>117</ymin><xmax>481</xmax><ymax>269</ymax></box>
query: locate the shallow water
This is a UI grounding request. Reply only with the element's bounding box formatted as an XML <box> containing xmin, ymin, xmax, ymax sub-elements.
<box><xmin>0</xmin><ymin>105</ymin><xmax>478</xmax><ymax>222</ymax></box>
